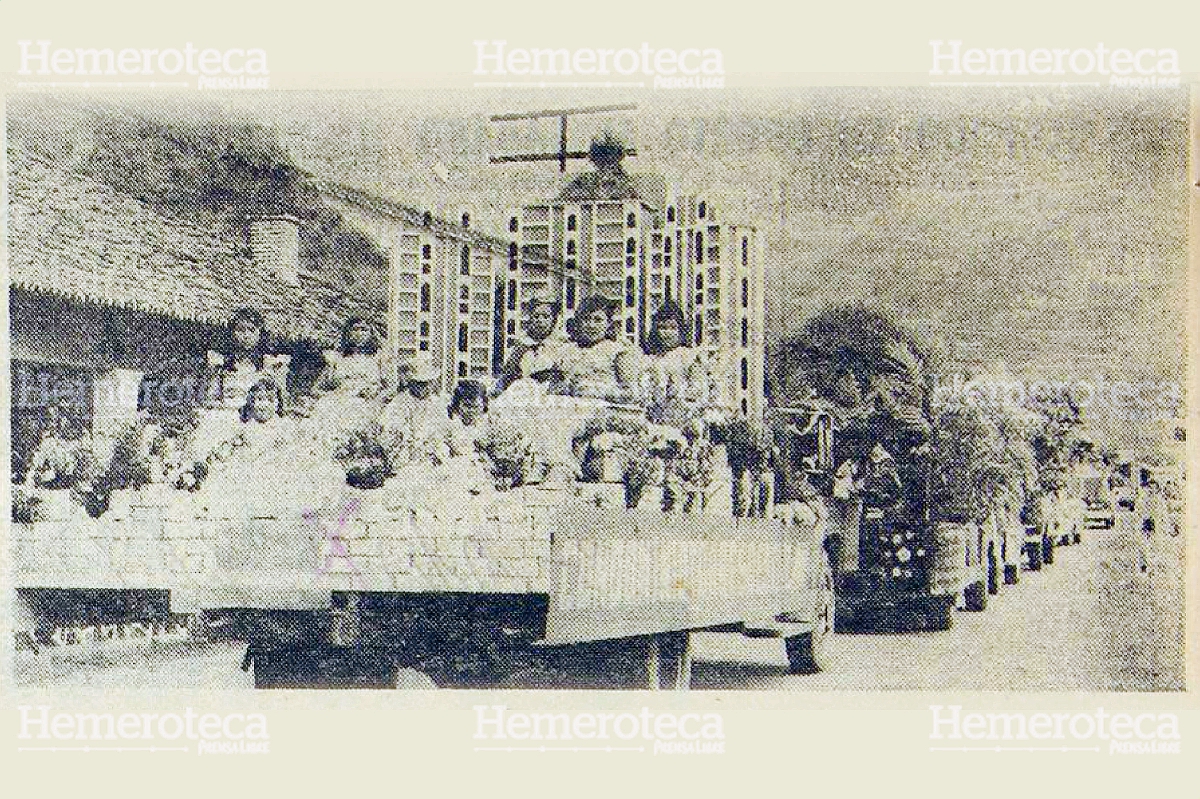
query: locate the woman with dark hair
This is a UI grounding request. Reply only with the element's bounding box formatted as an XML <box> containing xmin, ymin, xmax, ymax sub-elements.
<box><xmin>640</xmin><ymin>300</ymin><xmax>710</xmax><ymax>426</ymax></box>
<box><xmin>193</xmin><ymin>308</ymin><xmax>289</xmax><ymax>465</ymax></box>
<box><xmin>240</xmin><ymin>378</ymin><xmax>285</xmax><ymax>424</ymax></box>
<box><xmin>395</xmin><ymin>379</ymin><xmax>494</xmax><ymax>498</ymax></box>
<box><xmin>313</xmin><ymin>316</ymin><xmax>386</xmax><ymax>398</ymax></box>
<box><xmin>442</xmin><ymin>380</ymin><xmax>489</xmax><ymax>458</ymax></box>
<box><xmin>644</xmin><ymin>300</ymin><xmax>691</xmax><ymax>355</ymax></box>
<box><xmin>300</xmin><ymin>315</ymin><xmax>389</xmax><ymax>452</ymax></box>
<box><xmin>496</xmin><ymin>297</ymin><xmax>568</xmax><ymax>392</ymax></box>
<box><xmin>206</xmin><ymin>308</ymin><xmax>285</xmax><ymax>411</ymax></box>
<box><xmin>553</xmin><ymin>295</ymin><xmax>638</xmax><ymax>401</ymax></box>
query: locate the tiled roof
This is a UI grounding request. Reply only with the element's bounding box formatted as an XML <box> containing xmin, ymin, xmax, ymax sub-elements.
<box><xmin>6</xmin><ymin>146</ymin><xmax>382</xmax><ymax>345</ymax></box>
<box><xmin>317</xmin><ymin>178</ymin><xmax>565</xmax><ymax>272</ymax></box>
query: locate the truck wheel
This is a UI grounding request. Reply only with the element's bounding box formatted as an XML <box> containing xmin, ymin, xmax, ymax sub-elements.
<box><xmin>912</xmin><ymin>596</ymin><xmax>953</xmax><ymax>632</ymax></box>
<box><xmin>1004</xmin><ymin>564</ymin><xmax>1020</xmax><ymax>585</ymax></box>
<box><xmin>962</xmin><ymin>580</ymin><xmax>987</xmax><ymax>612</ymax></box>
<box><xmin>1025</xmin><ymin>541</ymin><xmax>1042</xmax><ymax>571</ymax></box>
<box><xmin>391</xmin><ymin>668</ymin><xmax>438</xmax><ymax>689</ymax></box>
<box><xmin>1073</xmin><ymin>531</ymin><xmax>1082</xmax><ymax>545</ymax></box>
<box><xmin>1042</xmin><ymin>534</ymin><xmax>1055</xmax><ymax>565</ymax></box>
<box><xmin>785</xmin><ymin>553</ymin><xmax>835</xmax><ymax>674</ymax></box>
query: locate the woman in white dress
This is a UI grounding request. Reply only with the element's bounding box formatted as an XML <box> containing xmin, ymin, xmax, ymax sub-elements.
<box><xmin>553</xmin><ymin>295</ymin><xmax>638</xmax><ymax>402</ymax></box>
<box><xmin>640</xmin><ymin>300</ymin><xmax>710</xmax><ymax>428</ymax></box>
<box><xmin>392</xmin><ymin>379</ymin><xmax>495</xmax><ymax>516</ymax></box>
<box><xmin>298</xmin><ymin>316</ymin><xmax>389</xmax><ymax>454</ymax></box>
<box><xmin>192</xmin><ymin>308</ymin><xmax>289</xmax><ymax>464</ymax></box>
<box><xmin>496</xmin><ymin>297</ymin><xmax>569</xmax><ymax>393</ymax></box>
<box><xmin>190</xmin><ymin>377</ymin><xmax>344</xmax><ymax>514</ymax></box>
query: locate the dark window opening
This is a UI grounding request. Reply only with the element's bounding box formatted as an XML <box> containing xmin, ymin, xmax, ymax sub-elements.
<box><xmin>460</xmin><ymin>245</ymin><xmax>470</xmax><ymax>275</ymax></box>
<box><xmin>420</xmin><ymin>283</ymin><xmax>431</xmax><ymax>312</ymax></box>
<box><xmin>567</xmin><ymin>214</ymin><xmax>577</xmax><ymax>232</ymax></box>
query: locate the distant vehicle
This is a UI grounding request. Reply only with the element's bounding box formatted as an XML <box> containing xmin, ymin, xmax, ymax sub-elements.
<box><xmin>1079</xmin><ymin>475</ymin><xmax>1114</xmax><ymax>530</ymax></box>
<box><xmin>775</xmin><ymin>407</ymin><xmax>989</xmax><ymax>632</ymax></box>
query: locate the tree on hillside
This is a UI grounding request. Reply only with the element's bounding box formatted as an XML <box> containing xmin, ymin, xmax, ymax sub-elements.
<box><xmin>74</xmin><ymin>103</ymin><xmax>387</xmax><ymax>290</ymax></box>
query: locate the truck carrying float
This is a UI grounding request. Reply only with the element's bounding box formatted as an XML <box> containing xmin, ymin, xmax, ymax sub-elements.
<box><xmin>12</xmin><ymin>396</ymin><xmax>836</xmax><ymax>690</ymax></box>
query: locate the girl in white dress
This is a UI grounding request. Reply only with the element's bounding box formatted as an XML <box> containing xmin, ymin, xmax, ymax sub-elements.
<box><xmin>640</xmin><ymin>300</ymin><xmax>710</xmax><ymax>428</ymax></box>
<box><xmin>192</xmin><ymin>308</ymin><xmax>289</xmax><ymax>464</ymax></box>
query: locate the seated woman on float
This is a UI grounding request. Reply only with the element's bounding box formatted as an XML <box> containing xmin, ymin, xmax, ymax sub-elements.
<box><xmin>551</xmin><ymin>294</ymin><xmax>639</xmax><ymax>402</ymax></box>
<box><xmin>495</xmin><ymin>296</ymin><xmax>569</xmax><ymax>393</ymax></box>
<box><xmin>194</xmin><ymin>308</ymin><xmax>290</xmax><ymax>460</ymax></box>
<box><xmin>298</xmin><ymin>316</ymin><xmax>389</xmax><ymax>443</ymax></box>
<box><xmin>640</xmin><ymin>300</ymin><xmax>712</xmax><ymax>427</ymax></box>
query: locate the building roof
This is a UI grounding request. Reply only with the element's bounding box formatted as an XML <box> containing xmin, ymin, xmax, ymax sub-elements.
<box><xmin>317</xmin><ymin>178</ymin><xmax>570</xmax><ymax>275</ymax></box>
<box><xmin>6</xmin><ymin>146</ymin><xmax>381</xmax><ymax>344</ymax></box>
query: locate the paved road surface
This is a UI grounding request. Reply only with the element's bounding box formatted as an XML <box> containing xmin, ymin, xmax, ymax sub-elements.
<box><xmin>690</xmin><ymin>507</ymin><xmax>1184</xmax><ymax>691</ymax></box>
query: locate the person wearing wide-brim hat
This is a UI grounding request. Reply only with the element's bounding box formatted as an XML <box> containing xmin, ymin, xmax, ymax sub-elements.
<box><xmin>496</xmin><ymin>295</ymin><xmax>570</xmax><ymax>393</ymax></box>
<box><xmin>379</xmin><ymin>354</ymin><xmax>445</xmax><ymax>465</ymax></box>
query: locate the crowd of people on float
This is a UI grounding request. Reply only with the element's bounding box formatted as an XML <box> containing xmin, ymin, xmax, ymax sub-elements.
<box><xmin>17</xmin><ymin>293</ymin><xmax>730</xmax><ymax>519</ymax></box>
